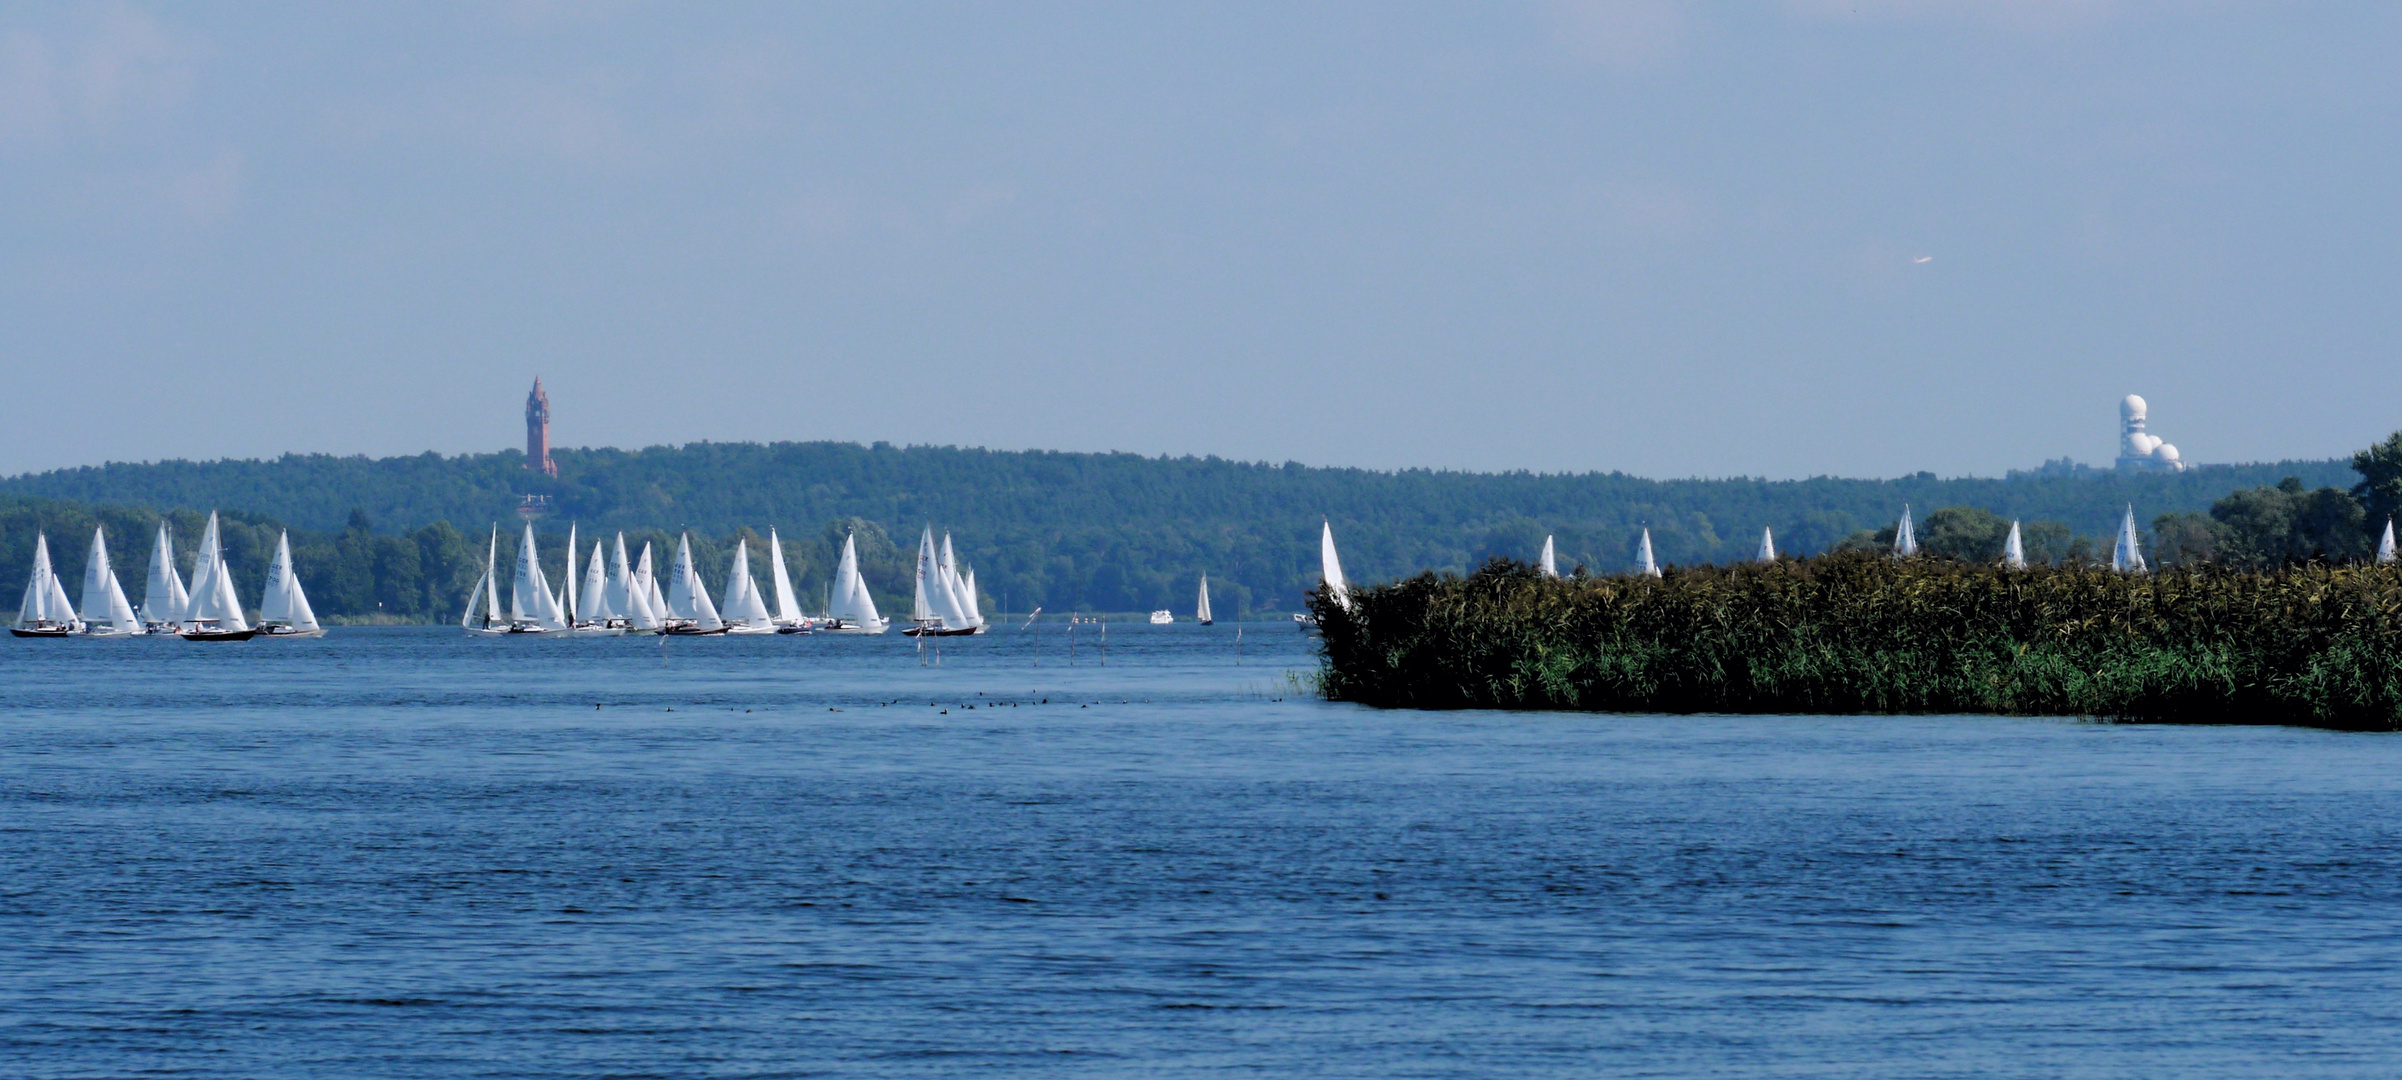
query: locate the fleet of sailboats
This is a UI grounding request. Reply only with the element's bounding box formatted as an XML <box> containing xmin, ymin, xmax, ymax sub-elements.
<box><xmin>905</xmin><ymin>526</ymin><xmax>983</xmax><ymax>636</ymax></box>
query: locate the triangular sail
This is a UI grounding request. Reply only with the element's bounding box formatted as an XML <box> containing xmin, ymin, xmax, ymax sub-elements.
<box><xmin>142</xmin><ymin>523</ymin><xmax>186</xmax><ymax>623</ymax></box>
<box><xmin>1894</xmin><ymin>505</ymin><xmax>1918</xmax><ymax>558</ymax></box>
<box><xmin>912</xmin><ymin>527</ymin><xmax>940</xmax><ymax>624</ymax></box>
<box><xmin>2002</xmin><ymin>521</ymin><xmax>2027</xmax><ymax>570</ymax></box>
<box><xmin>17</xmin><ymin>533</ymin><xmax>74</xmax><ymax>628</ymax></box>
<box><xmin>961</xmin><ymin>569</ymin><xmax>983</xmax><ymax>626</ymax></box>
<box><xmin>188</xmin><ymin>512</ymin><xmax>250</xmax><ymax>630</ymax></box>
<box><xmin>641</xmin><ymin>544</ymin><xmax>669</xmax><ymax>626</ymax></box>
<box><xmin>562</xmin><ymin>524</ymin><xmax>578</xmax><ymax>622</ymax></box>
<box><xmin>511</xmin><ymin>523</ymin><xmax>567</xmax><ymax>627</ymax></box>
<box><xmin>937</xmin><ymin>534</ymin><xmax>974</xmax><ymax>627</ymax></box>
<box><xmin>1539</xmin><ymin>536</ymin><xmax>1558</xmax><ymax>579</ymax></box>
<box><xmin>2113</xmin><ymin>505</ymin><xmax>2147</xmax><ymax>573</ymax></box>
<box><xmin>185</xmin><ymin>514</ymin><xmax>219</xmax><ymax>625</ymax></box>
<box><xmin>260</xmin><ymin>530</ymin><xmax>319</xmax><ymax>631</ymax></box>
<box><xmin>580</xmin><ymin>540</ymin><xmax>611</xmax><ymax>621</ymax></box>
<box><xmin>668</xmin><ymin>534</ymin><xmax>723</xmax><ymax>629</ymax></box>
<box><xmin>768</xmin><ymin>529</ymin><xmax>802</xmax><ymax>624</ymax></box>
<box><xmin>830</xmin><ymin>532</ymin><xmax>881</xmax><ymax>626</ymax></box>
<box><xmin>721</xmin><ymin>538</ymin><xmax>775</xmax><ymax>628</ymax></box>
<box><xmin>624</xmin><ymin>541</ymin><xmax>663</xmax><ymax>630</ymax></box>
<box><xmin>2380</xmin><ymin>519</ymin><xmax>2397</xmax><ymax>564</ymax></box>
<box><xmin>460</xmin><ymin>570</ymin><xmax>487</xmax><ymax>628</ymax></box>
<box><xmin>1757</xmin><ymin>527</ymin><xmax>1776</xmax><ymax>563</ymax></box>
<box><xmin>1636</xmin><ymin>528</ymin><xmax>1661</xmax><ymax>578</ymax></box>
<box><xmin>1196</xmin><ymin>575</ymin><xmax>1212</xmax><ymax>622</ymax></box>
<box><xmin>1321</xmin><ymin>520</ymin><xmax>1351</xmax><ymax>611</ymax></box>
<box><xmin>483</xmin><ymin>527</ymin><xmax>503</xmax><ymax>623</ymax></box>
<box><xmin>81</xmin><ymin>527</ymin><xmax>143</xmax><ymax>632</ymax></box>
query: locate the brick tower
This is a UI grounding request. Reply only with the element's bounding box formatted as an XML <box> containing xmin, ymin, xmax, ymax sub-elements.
<box><xmin>525</xmin><ymin>377</ymin><xmax>557</xmax><ymax>477</ymax></box>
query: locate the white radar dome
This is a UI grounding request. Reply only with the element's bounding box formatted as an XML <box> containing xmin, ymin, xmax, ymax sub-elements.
<box><xmin>2121</xmin><ymin>394</ymin><xmax>2148</xmax><ymax>421</ymax></box>
<box><xmin>2156</xmin><ymin>443</ymin><xmax>2179</xmax><ymax>463</ymax></box>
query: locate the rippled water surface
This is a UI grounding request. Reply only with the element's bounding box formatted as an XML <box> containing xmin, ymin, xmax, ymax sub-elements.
<box><xmin>6</xmin><ymin>624</ymin><xmax>2402</xmax><ymax>1078</ymax></box>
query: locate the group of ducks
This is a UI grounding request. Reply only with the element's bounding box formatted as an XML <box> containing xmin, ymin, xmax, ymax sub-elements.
<box><xmin>12</xmin><ymin>512</ymin><xmax>320</xmax><ymax>640</ymax></box>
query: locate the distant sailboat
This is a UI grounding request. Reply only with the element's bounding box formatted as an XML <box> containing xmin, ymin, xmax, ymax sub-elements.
<box><xmin>76</xmin><ymin>526</ymin><xmax>145</xmax><ymax>636</ymax></box>
<box><xmin>639</xmin><ymin>543</ymin><xmax>671</xmax><ymax>631</ymax></box>
<box><xmin>1636</xmin><ymin>528</ymin><xmax>1661</xmax><ymax>578</ymax></box>
<box><xmin>1757</xmin><ymin>527</ymin><xmax>1776</xmax><ymax>563</ymax></box>
<box><xmin>768</xmin><ymin>528</ymin><xmax>811</xmax><ymax>633</ymax></box>
<box><xmin>904</xmin><ymin>526</ymin><xmax>978</xmax><ymax>636</ymax></box>
<box><xmin>941</xmin><ymin>534</ymin><xmax>985</xmax><ymax>631</ymax></box>
<box><xmin>140</xmin><ymin>522</ymin><xmax>188</xmax><ymax>632</ymax></box>
<box><xmin>1321</xmin><ymin>520</ymin><xmax>1351</xmax><ymax>611</ymax></box>
<box><xmin>1894</xmin><ymin>505</ymin><xmax>1918</xmax><ymax>558</ymax></box>
<box><xmin>1196</xmin><ymin>574</ymin><xmax>1213</xmax><ymax>625</ymax></box>
<box><xmin>462</xmin><ymin>526</ymin><xmax>505</xmax><ymax>634</ymax></box>
<box><xmin>663</xmin><ymin>533</ymin><xmax>728</xmax><ymax>635</ymax></box>
<box><xmin>2380</xmin><ymin>518</ymin><xmax>2397</xmax><ymax>564</ymax></box>
<box><xmin>821</xmin><ymin>531</ymin><xmax>887</xmax><ymax>634</ymax></box>
<box><xmin>2002</xmin><ymin>520</ymin><xmax>2027</xmax><ymax>570</ymax></box>
<box><xmin>257</xmin><ymin>530</ymin><xmax>325</xmax><ymax>638</ymax></box>
<box><xmin>180</xmin><ymin>512</ymin><xmax>256</xmax><ymax>640</ymax></box>
<box><xmin>718</xmin><ymin>538</ymin><xmax>779</xmax><ymax>634</ymax></box>
<box><xmin>2112</xmin><ymin>505</ymin><xmax>2147</xmax><ymax>573</ymax></box>
<box><xmin>12</xmin><ymin>533</ymin><xmax>80</xmax><ymax>636</ymax></box>
<box><xmin>571</xmin><ymin>537</ymin><xmax>625</xmax><ymax>635</ymax></box>
<box><xmin>1539</xmin><ymin>535</ymin><xmax>1559</xmax><ymax>579</ymax></box>
<box><xmin>510</xmin><ymin>523</ymin><xmax>570</xmax><ymax>633</ymax></box>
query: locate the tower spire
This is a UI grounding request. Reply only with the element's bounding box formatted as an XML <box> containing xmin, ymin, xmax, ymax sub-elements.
<box><xmin>524</xmin><ymin>377</ymin><xmax>556</xmax><ymax>477</ymax></box>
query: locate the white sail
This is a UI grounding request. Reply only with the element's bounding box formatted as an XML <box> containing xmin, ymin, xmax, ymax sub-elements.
<box><xmin>938</xmin><ymin>533</ymin><xmax>974</xmax><ymax>627</ymax></box>
<box><xmin>1321</xmin><ymin>520</ymin><xmax>1351</xmax><ymax>611</ymax></box>
<box><xmin>17</xmin><ymin>533</ymin><xmax>77</xmax><ymax>628</ymax></box>
<box><xmin>1757</xmin><ymin>527</ymin><xmax>1776</xmax><ymax>563</ymax></box>
<box><xmin>259</xmin><ymin>530</ymin><xmax>320</xmax><ymax>632</ymax></box>
<box><xmin>1539</xmin><ymin>535</ymin><xmax>1559</xmax><ymax>578</ymax></box>
<box><xmin>562</xmin><ymin>524</ymin><xmax>579</xmax><ymax>622</ymax></box>
<box><xmin>829</xmin><ymin>531</ymin><xmax>883</xmax><ymax>628</ymax></box>
<box><xmin>510</xmin><ymin>523</ymin><xmax>561</xmax><ymax>627</ymax></box>
<box><xmin>1894</xmin><ymin>505</ymin><xmax>1918</xmax><ymax>558</ymax></box>
<box><xmin>185</xmin><ymin>513</ymin><xmax>219</xmax><ymax>625</ymax></box>
<box><xmin>668</xmin><ymin>533</ymin><xmax>723</xmax><ymax>629</ymax></box>
<box><xmin>720</xmin><ymin>538</ymin><xmax>776</xmax><ymax>630</ymax></box>
<box><xmin>580</xmin><ymin>540</ymin><xmax>611</xmax><ymax>620</ymax></box>
<box><xmin>464</xmin><ymin>526</ymin><xmax>498</xmax><ymax>628</ymax></box>
<box><xmin>2002</xmin><ymin>521</ymin><xmax>2027</xmax><ymax>570</ymax></box>
<box><xmin>185</xmin><ymin>512</ymin><xmax>249</xmax><ymax>631</ymax></box>
<box><xmin>640</xmin><ymin>543</ymin><xmax>670</xmax><ymax>627</ymax></box>
<box><xmin>483</xmin><ymin>527</ymin><xmax>503</xmax><ymax>624</ymax></box>
<box><xmin>1196</xmin><ymin>574</ymin><xmax>1213</xmax><ymax>623</ymax></box>
<box><xmin>961</xmin><ymin>569</ymin><xmax>983</xmax><ymax>626</ymax></box>
<box><xmin>79</xmin><ymin>527</ymin><xmax>143</xmax><ymax>633</ymax></box>
<box><xmin>2380</xmin><ymin>519</ymin><xmax>2397</xmax><ymax>564</ymax></box>
<box><xmin>460</xmin><ymin>570</ymin><xmax>487</xmax><ymax>629</ymax></box>
<box><xmin>2113</xmin><ymin>505</ymin><xmax>2147</xmax><ymax>573</ymax></box>
<box><xmin>141</xmin><ymin>522</ymin><xmax>187</xmax><ymax>623</ymax></box>
<box><xmin>768</xmin><ymin>529</ymin><xmax>802</xmax><ymax>624</ymax></box>
<box><xmin>912</xmin><ymin>527</ymin><xmax>942</xmax><ymax>625</ymax></box>
<box><xmin>1636</xmin><ymin>528</ymin><xmax>1661</xmax><ymax>578</ymax></box>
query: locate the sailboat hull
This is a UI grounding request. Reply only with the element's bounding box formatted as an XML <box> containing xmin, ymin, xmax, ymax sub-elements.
<box><xmin>258</xmin><ymin>625</ymin><xmax>328</xmax><ymax>639</ymax></box>
<box><xmin>180</xmin><ymin>628</ymin><xmax>260</xmax><ymax>641</ymax></box>
<box><xmin>11</xmin><ymin>625</ymin><xmax>74</xmax><ymax>638</ymax></box>
<box><xmin>902</xmin><ymin>623</ymin><xmax>981</xmax><ymax>637</ymax></box>
<box><xmin>817</xmin><ymin>620</ymin><xmax>886</xmax><ymax>635</ymax></box>
<box><xmin>662</xmin><ymin>625</ymin><xmax>731</xmax><ymax>636</ymax></box>
<box><xmin>570</xmin><ymin>623</ymin><xmax>627</xmax><ymax>637</ymax></box>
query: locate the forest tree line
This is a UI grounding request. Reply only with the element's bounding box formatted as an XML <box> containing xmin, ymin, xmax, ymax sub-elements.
<box><xmin>0</xmin><ymin>437</ymin><xmax>2380</xmax><ymax>617</ymax></box>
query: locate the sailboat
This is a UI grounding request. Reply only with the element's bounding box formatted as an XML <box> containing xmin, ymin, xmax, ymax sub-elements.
<box><xmin>942</xmin><ymin>534</ymin><xmax>986</xmax><ymax>631</ymax></box>
<box><xmin>1894</xmin><ymin>505</ymin><xmax>1919</xmax><ymax>557</ymax></box>
<box><xmin>611</xmin><ymin>534</ymin><xmax>660</xmax><ymax>634</ymax></box>
<box><xmin>1539</xmin><ymin>535</ymin><xmax>1559</xmax><ymax>579</ymax></box>
<box><xmin>903</xmin><ymin>526</ymin><xmax>979</xmax><ymax>636</ymax></box>
<box><xmin>1321</xmin><ymin>520</ymin><xmax>1350</xmax><ymax>610</ymax></box>
<box><xmin>2379</xmin><ymin>518</ymin><xmax>2396</xmax><ymax>564</ymax></box>
<box><xmin>12</xmin><ymin>532</ymin><xmax>81</xmax><ymax>636</ymax></box>
<box><xmin>767</xmin><ymin>528</ymin><xmax>812</xmax><ymax>633</ymax></box>
<box><xmin>257</xmin><ymin>530</ymin><xmax>325</xmax><ymax>638</ymax></box>
<box><xmin>180</xmin><ymin>512</ymin><xmax>257</xmax><ymax>640</ymax></box>
<box><xmin>718</xmin><ymin>538</ymin><xmax>779</xmax><ymax>634</ymax></box>
<box><xmin>75</xmin><ymin>526</ymin><xmax>145</xmax><ymax>636</ymax></box>
<box><xmin>2002</xmin><ymin>521</ymin><xmax>2028</xmax><ymax>570</ymax></box>
<box><xmin>1757</xmin><ymin>527</ymin><xmax>1776</xmax><ymax>564</ymax></box>
<box><xmin>2112</xmin><ymin>505</ymin><xmax>2147</xmax><ymax>573</ymax></box>
<box><xmin>663</xmin><ymin>533</ymin><xmax>728</xmax><ymax>635</ymax></box>
<box><xmin>1635</xmin><ymin>528</ymin><xmax>1661</xmax><ymax>578</ymax></box>
<box><xmin>140</xmin><ymin>521</ymin><xmax>189</xmax><ymax>632</ymax></box>
<box><xmin>569</xmin><ymin>535</ymin><xmax>625</xmax><ymax>635</ymax></box>
<box><xmin>461</xmin><ymin>526</ymin><xmax>506</xmax><ymax>634</ymax></box>
<box><xmin>1196</xmin><ymin>574</ymin><xmax>1213</xmax><ymax>626</ymax></box>
<box><xmin>507</xmin><ymin>523</ymin><xmax>570</xmax><ymax>633</ymax></box>
<box><xmin>820</xmin><ymin>530</ymin><xmax>887</xmax><ymax>633</ymax></box>
<box><xmin>639</xmin><ymin>542</ymin><xmax>672</xmax><ymax>632</ymax></box>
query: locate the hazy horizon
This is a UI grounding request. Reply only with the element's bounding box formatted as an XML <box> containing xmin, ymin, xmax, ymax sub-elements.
<box><xmin>5</xmin><ymin>3</ymin><xmax>2398</xmax><ymax>480</ymax></box>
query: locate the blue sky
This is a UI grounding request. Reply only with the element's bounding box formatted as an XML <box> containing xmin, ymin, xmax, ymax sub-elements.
<box><xmin>2</xmin><ymin>2</ymin><xmax>2396</xmax><ymax>479</ymax></box>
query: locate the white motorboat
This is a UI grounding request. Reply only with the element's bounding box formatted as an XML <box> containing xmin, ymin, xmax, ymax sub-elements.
<box><xmin>1149</xmin><ymin>610</ymin><xmax>1173</xmax><ymax>625</ymax></box>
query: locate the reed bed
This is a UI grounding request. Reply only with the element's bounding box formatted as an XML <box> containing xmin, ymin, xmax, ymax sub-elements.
<box><xmin>1313</xmin><ymin>553</ymin><xmax>2402</xmax><ymax>728</ymax></box>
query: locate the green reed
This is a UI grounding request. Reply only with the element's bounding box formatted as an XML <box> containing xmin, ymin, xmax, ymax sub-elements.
<box><xmin>1312</xmin><ymin>553</ymin><xmax>2402</xmax><ymax>728</ymax></box>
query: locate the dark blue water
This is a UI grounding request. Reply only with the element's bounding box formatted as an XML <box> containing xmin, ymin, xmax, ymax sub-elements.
<box><xmin>5</xmin><ymin>625</ymin><xmax>2401</xmax><ymax>1078</ymax></box>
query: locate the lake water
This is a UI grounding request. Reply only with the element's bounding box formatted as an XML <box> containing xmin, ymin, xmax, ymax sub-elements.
<box><xmin>5</xmin><ymin>624</ymin><xmax>2401</xmax><ymax>1078</ymax></box>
